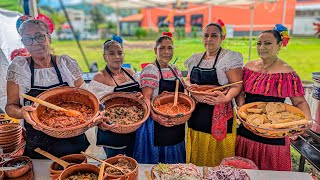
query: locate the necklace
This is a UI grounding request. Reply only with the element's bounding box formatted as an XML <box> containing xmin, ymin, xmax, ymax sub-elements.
<box><xmin>113</xmin><ymin>71</ymin><xmax>127</xmax><ymax>81</ymax></box>
<box><xmin>262</xmin><ymin>57</ymin><xmax>277</xmax><ymax>69</ymax></box>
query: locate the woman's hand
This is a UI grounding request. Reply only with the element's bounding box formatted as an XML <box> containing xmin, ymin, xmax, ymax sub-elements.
<box><xmin>186</xmin><ymin>83</ymin><xmax>199</xmax><ymax>91</ymax></box>
<box><xmin>87</xmin><ymin>111</ymin><xmax>105</xmax><ymax>128</ymax></box>
<box><xmin>98</xmin><ymin>121</ymin><xmax>118</xmax><ymax>131</ymax></box>
<box><xmin>204</xmin><ymin>90</ymin><xmax>230</xmax><ymax>105</ymax></box>
<box><xmin>134</xmin><ymin>92</ymin><xmax>143</xmax><ymax>99</ymax></box>
<box><xmin>151</xmin><ymin>112</ymin><xmax>174</xmax><ymax>127</ymax></box>
<box><xmin>21</xmin><ymin>106</ymin><xmax>42</xmax><ymax>131</ymax></box>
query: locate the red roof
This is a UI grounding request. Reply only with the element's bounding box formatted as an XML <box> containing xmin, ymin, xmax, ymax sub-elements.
<box><xmin>120</xmin><ymin>14</ymin><xmax>143</xmax><ymax>22</ymax></box>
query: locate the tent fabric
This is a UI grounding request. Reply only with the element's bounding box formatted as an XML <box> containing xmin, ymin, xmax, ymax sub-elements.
<box><xmin>0</xmin><ymin>8</ymin><xmax>24</xmax><ymax>61</ymax></box>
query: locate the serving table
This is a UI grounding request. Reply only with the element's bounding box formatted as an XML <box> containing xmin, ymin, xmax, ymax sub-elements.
<box><xmin>31</xmin><ymin>159</ymin><xmax>313</xmax><ymax>180</ymax></box>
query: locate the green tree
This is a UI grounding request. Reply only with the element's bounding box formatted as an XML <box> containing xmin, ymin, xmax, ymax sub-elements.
<box><xmin>39</xmin><ymin>6</ymin><xmax>66</xmax><ymax>33</ymax></box>
<box><xmin>90</xmin><ymin>5</ymin><xmax>105</xmax><ymax>32</ymax></box>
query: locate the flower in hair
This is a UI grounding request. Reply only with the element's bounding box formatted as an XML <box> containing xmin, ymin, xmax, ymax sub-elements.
<box><xmin>162</xmin><ymin>31</ymin><xmax>173</xmax><ymax>38</ymax></box>
<box><xmin>111</xmin><ymin>35</ymin><xmax>123</xmax><ymax>45</ymax></box>
<box><xmin>217</xmin><ymin>19</ymin><xmax>226</xmax><ymax>37</ymax></box>
<box><xmin>10</xmin><ymin>48</ymin><xmax>30</xmax><ymax>61</ymax></box>
<box><xmin>274</xmin><ymin>24</ymin><xmax>290</xmax><ymax>47</ymax></box>
<box><xmin>35</xmin><ymin>14</ymin><xmax>55</xmax><ymax>34</ymax></box>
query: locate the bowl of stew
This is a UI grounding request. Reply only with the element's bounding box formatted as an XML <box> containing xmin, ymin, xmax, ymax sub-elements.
<box><xmin>30</xmin><ymin>86</ymin><xmax>100</xmax><ymax>138</ymax></box>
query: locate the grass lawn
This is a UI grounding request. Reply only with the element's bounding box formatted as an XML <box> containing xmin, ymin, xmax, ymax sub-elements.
<box><xmin>51</xmin><ymin>37</ymin><xmax>320</xmax><ymax>81</ymax></box>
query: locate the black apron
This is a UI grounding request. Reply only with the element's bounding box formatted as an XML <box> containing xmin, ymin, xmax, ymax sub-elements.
<box><xmin>153</xmin><ymin>60</ymin><xmax>185</xmax><ymax>146</ymax></box>
<box><xmin>237</xmin><ymin>93</ymin><xmax>286</xmax><ymax>145</ymax></box>
<box><xmin>188</xmin><ymin>49</ymin><xmax>233</xmax><ymax>134</ymax></box>
<box><xmin>23</xmin><ymin>55</ymin><xmax>89</xmax><ymax>159</ymax></box>
<box><xmin>97</xmin><ymin>66</ymin><xmax>141</xmax><ymax>151</ymax></box>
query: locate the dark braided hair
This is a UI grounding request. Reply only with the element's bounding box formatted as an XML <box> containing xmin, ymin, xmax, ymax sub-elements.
<box><xmin>103</xmin><ymin>40</ymin><xmax>122</xmax><ymax>52</ymax></box>
<box><xmin>155</xmin><ymin>35</ymin><xmax>173</xmax><ymax>47</ymax></box>
<box><xmin>260</xmin><ymin>30</ymin><xmax>282</xmax><ymax>44</ymax></box>
<box><xmin>203</xmin><ymin>23</ymin><xmax>223</xmax><ymax>37</ymax></box>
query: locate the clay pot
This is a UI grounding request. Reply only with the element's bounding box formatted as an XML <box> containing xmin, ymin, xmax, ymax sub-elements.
<box><xmin>59</xmin><ymin>163</ymin><xmax>99</xmax><ymax>180</ymax></box>
<box><xmin>29</xmin><ymin>86</ymin><xmax>100</xmax><ymax>138</ymax></box>
<box><xmin>50</xmin><ymin>154</ymin><xmax>87</xmax><ymax>180</ymax></box>
<box><xmin>103</xmin><ymin>155</ymin><xmax>138</xmax><ymax>180</ymax></box>
<box><xmin>1</xmin><ymin>156</ymin><xmax>32</xmax><ymax>178</ymax></box>
<box><xmin>100</xmin><ymin>92</ymin><xmax>150</xmax><ymax>134</ymax></box>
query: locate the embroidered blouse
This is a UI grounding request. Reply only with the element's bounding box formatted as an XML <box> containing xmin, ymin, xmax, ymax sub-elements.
<box><xmin>140</xmin><ymin>63</ymin><xmax>184</xmax><ymax>98</ymax></box>
<box><xmin>243</xmin><ymin>67</ymin><xmax>305</xmax><ymax>98</ymax></box>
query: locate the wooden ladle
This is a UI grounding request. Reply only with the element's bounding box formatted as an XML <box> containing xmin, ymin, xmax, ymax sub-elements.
<box><xmin>205</xmin><ymin>81</ymin><xmax>243</xmax><ymax>93</ymax></box>
<box><xmin>170</xmin><ymin>79</ymin><xmax>180</xmax><ymax>113</ymax></box>
<box><xmin>34</xmin><ymin>148</ymin><xmax>74</xmax><ymax>170</ymax></box>
<box><xmin>80</xmin><ymin>151</ymin><xmax>127</xmax><ymax>174</ymax></box>
<box><xmin>21</xmin><ymin>93</ymin><xmax>82</xmax><ymax>117</ymax></box>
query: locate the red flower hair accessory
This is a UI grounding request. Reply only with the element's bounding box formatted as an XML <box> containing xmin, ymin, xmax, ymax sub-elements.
<box><xmin>162</xmin><ymin>31</ymin><xmax>173</xmax><ymax>38</ymax></box>
<box><xmin>35</xmin><ymin>14</ymin><xmax>55</xmax><ymax>34</ymax></box>
<box><xmin>10</xmin><ymin>48</ymin><xmax>30</xmax><ymax>61</ymax></box>
<box><xmin>217</xmin><ymin>19</ymin><xmax>227</xmax><ymax>37</ymax></box>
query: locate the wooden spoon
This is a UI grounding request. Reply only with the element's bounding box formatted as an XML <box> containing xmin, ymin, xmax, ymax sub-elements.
<box><xmin>205</xmin><ymin>81</ymin><xmax>243</xmax><ymax>93</ymax></box>
<box><xmin>170</xmin><ymin>79</ymin><xmax>180</xmax><ymax>113</ymax></box>
<box><xmin>20</xmin><ymin>93</ymin><xmax>81</xmax><ymax>117</ymax></box>
<box><xmin>145</xmin><ymin>170</ymin><xmax>152</xmax><ymax>180</ymax></box>
<box><xmin>98</xmin><ymin>162</ymin><xmax>105</xmax><ymax>180</ymax></box>
<box><xmin>80</xmin><ymin>151</ymin><xmax>127</xmax><ymax>174</ymax></box>
<box><xmin>34</xmin><ymin>148</ymin><xmax>74</xmax><ymax>169</ymax></box>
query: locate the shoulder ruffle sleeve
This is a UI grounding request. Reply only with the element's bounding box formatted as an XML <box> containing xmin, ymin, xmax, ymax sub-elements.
<box><xmin>243</xmin><ymin>68</ymin><xmax>305</xmax><ymax>98</ymax></box>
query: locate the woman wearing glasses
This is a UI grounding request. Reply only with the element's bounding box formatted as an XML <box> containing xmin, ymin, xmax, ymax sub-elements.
<box><xmin>88</xmin><ymin>36</ymin><xmax>141</xmax><ymax>158</ymax></box>
<box><xmin>5</xmin><ymin>18</ymin><xmax>99</xmax><ymax>158</ymax></box>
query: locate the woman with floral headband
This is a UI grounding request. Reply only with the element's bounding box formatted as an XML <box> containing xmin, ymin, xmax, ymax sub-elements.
<box><xmin>88</xmin><ymin>35</ymin><xmax>141</xmax><ymax>158</ymax></box>
<box><xmin>184</xmin><ymin>20</ymin><xmax>243</xmax><ymax>167</ymax></box>
<box><xmin>236</xmin><ymin>24</ymin><xmax>311</xmax><ymax>171</ymax></box>
<box><xmin>133</xmin><ymin>32</ymin><xmax>186</xmax><ymax>164</ymax></box>
<box><xmin>5</xmin><ymin>15</ymin><xmax>103</xmax><ymax>159</ymax></box>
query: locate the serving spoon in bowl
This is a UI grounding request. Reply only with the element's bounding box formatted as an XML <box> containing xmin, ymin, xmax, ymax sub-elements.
<box><xmin>169</xmin><ymin>79</ymin><xmax>180</xmax><ymax>114</ymax></box>
<box><xmin>20</xmin><ymin>93</ymin><xmax>81</xmax><ymax>117</ymax></box>
<box><xmin>34</xmin><ymin>148</ymin><xmax>75</xmax><ymax>169</ymax></box>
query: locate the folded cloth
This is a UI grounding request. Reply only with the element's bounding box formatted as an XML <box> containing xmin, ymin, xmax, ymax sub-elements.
<box><xmin>211</xmin><ymin>102</ymin><xmax>233</xmax><ymax>141</ymax></box>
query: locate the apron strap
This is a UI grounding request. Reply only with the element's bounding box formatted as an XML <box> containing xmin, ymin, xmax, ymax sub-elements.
<box><xmin>196</xmin><ymin>47</ymin><xmax>222</xmax><ymax>68</ymax></box>
<box><xmin>30</xmin><ymin>55</ymin><xmax>64</xmax><ymax>88</ymax></box>
<box><xmin>122</xmin><ymin>68</ymin><xmax>137</xmax><ymax>83</ymax></box>
<box><xmin>105</xmin><ymin>65</ymin><xmax>119</xmax><ymax>86</ymax></box>
<box><xmin>155</xmin><ymin>60</ymin><xmax>180</xmax><ymax>80</ymax></box>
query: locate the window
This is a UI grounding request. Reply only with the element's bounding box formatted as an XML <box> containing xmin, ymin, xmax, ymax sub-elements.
<box><xmin>158</xmin><ymin>16</ymin><xmax>170</xmax><ymax>27</ymax></box>
<box><xmin>191</xmin><ymin>14</ymin><xmax>203</xmax><ymax>27</ymax></box>
<box><xmin>174</xmin><ymin>16</ymin><xmax>186</xmax><ymax>27</ymax></box>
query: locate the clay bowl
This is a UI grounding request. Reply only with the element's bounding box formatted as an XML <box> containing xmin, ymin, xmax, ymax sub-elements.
<box><xmin>1</xmin><ymin>156</ymin><xmax>32</xmax><ymax>178</ymax></box>
<box><xmin>151</xmin><ymin>92</ymin><xmax>195</xmax><ymax>125</ymax></box>
<box><xmin>59</xmin><ymin>163</ymin><xmax>99</xmax><ymax>180</ymax></box>
<box><xmin>103</xmin><ymin>155</ymin><xmax>138</xmax><ymax>180</ymax></box>
<box><xmin>0</xmin><ymin>124</ymin><xmax>21</xmax><ymax>134</ymax></box>
<box><xmin>29</xmin><ymin>86</ymin><xmax>100</xmax><ymax>138</ymax></box>
<box><xmin>50</xmin><ymin>154</ymin><xmax>87</xmax><ymax>180</ymax></box>
<box><xmin>0</xmin><ymin>128</ymin><xmax>22</xmax><ymax>138</ymax></box>
<box><xmin>0</xmin><ymin>171</ymin><xmax>3</xmax><ymax>180</ymax></box>
<box><xmin>100</xmin><ymin>92</ymin><xmax>150</xmax><ymax>134</ymax></box>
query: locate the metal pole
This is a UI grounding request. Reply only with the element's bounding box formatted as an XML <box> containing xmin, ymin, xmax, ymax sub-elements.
<box><xmin>28</xmin><ymin>0</ymin><xmax>38</xmax><ymax>17</ymax></box>
<box><xmin>248</xmin><ymin>2</ymin><xmax>255</xmax><ymax>61</ymax></box>
<box><xmin>282</xmin><ymin>0</ymin><xmax>287</xmax><ymax>25</ymax></box>
<box><xmin>116</xmin><ymin>1</ymin><xmax>120</xmax><ymax>35</ymax></box>
<box><xmin>208</xmin><ymin>4</ymin><xmax>212</xmax><ymax>23</ymax></box>
<box><xmin>58</xmin><ymin>0</ymin><xmax>91</xmax><ymax>71</ymax></box>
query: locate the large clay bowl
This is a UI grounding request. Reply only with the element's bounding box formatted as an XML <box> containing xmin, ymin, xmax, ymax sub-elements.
<box><xmin>50</xmin><ymin>154</ymin><xmax>87</xmax><ymax>180</ymax></box>
<box><xmin>30</xmin><ymin>86</ymin><xmax>100</xmax><ymax>138</ymax></box>
<box><xmin>100</xmin><ymin>92</ymin><xmax>150</xmax><ymax>134</ymax></box>
<box><xmin>1</xmin><ymin>156</ymin><xmax>32</xmax><ymax>178</ymax></box>
<box><xmin>59</xmin><ymin>163</ymin><xmax>99</xmax><ymax>180</ymax></box>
